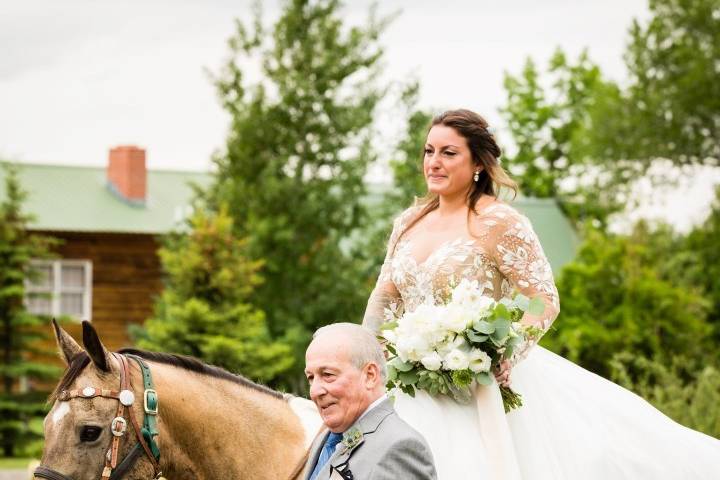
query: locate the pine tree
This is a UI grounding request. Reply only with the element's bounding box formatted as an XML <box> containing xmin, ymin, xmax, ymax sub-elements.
<box><xmin>0</xmin><ymin>163</ymin><xmax>58</xmax><ymax>457</ymax></box>
<box><xmin>134</xmin><ymin>206</ymin><xmax>293</xmax><ymax>382</ymax></box>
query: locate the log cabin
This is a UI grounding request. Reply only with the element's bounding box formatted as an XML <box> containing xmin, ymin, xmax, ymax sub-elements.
<box><xmin>0</xmin><ymin>146</ymin><xmax>210</xmax><ymax>352</ymax></box>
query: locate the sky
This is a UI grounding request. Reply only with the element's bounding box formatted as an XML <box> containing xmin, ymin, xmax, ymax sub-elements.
<box><xmin>1</xmin><ymin>0</ymin><xmax>717</xmax><ymax>230</ymax></box>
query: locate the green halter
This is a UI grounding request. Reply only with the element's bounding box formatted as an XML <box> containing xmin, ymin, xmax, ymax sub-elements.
<box><xmin>126</xmin><ymin>354</ymin><xmax>161</xmax><ymax>463</ymax></box>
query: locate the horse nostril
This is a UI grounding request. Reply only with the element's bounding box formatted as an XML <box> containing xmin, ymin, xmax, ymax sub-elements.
<box><xmin>80</xmin><ymin>425</ymin><xmax>102</xmax><ymax>442</ymax></box>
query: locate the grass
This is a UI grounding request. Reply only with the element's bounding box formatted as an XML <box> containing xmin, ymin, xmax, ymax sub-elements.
<box><xmin>0</xmin><ymin>457</ymin><xmax>34</xmax><ymax>469</ymax></box>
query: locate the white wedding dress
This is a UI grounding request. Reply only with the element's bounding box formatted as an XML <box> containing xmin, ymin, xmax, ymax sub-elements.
<box><xmin>362</xmin><ymin>202</ymin><xmax>720</xmax><ymax>479</ymax></box>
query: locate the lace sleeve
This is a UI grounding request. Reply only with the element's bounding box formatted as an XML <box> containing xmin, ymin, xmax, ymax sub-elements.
<box><xmin>361</xmin><ymin>209</ymin><xmax>411</xmax><ymax>333</ymax></box>
<box><xmin>487</xmin><ymin>206</ymin><xmax>560</xmax><ymax>363</ymax></box>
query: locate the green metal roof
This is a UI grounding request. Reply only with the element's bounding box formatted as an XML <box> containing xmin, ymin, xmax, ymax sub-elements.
<box><xmin>0</xmin><ymin>162</ymin><xmax>212</xmax><ymax>234</ymax></box>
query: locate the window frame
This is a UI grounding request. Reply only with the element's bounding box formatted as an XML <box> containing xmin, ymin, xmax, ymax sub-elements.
<box><xmin>25</xmin><ymin>259</ymin><xmax>93</xmax><ymax>321</ymax></box>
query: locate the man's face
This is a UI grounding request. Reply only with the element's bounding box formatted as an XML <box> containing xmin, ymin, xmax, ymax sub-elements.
<box><xmin>305</xmin><ymin>335</ymin><xmax>372</xmax><ymax>433</ymax></box>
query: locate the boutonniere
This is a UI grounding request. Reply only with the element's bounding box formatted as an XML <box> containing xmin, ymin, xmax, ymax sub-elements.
<box><xmin>339</xmin><ymin>427</ymin><xmax>363</xmax><ymax>453</ymax></box>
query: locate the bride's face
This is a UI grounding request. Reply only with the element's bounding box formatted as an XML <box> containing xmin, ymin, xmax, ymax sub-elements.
<box><xmin>424</xmin><ymin>125</ymin><xmax>477</xmax><ymax>197</ymax></box>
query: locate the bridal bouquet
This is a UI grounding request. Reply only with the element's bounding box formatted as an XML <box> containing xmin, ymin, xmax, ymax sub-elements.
<box><xmin>380</xmin><ymin>279</ymin><xmax>544</xmax><ymax>412</ymax></box>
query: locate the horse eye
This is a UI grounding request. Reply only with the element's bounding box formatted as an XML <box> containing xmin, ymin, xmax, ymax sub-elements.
<box><xmin>80</xmin><ymin>426</ymin><xmax>102</xmax><ymax>442</ymax></box>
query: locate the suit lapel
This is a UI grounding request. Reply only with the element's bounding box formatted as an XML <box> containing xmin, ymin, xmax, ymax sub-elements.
<box><xmin>325</xmin><ymin>399</ymin><xmax>395</xmax><ymax>475</ymax></box>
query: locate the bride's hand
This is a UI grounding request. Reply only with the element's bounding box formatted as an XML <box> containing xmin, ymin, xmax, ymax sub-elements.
<box><xmin>494</xmin><ymin>359</ymin><xmax>512</xmax><ymax>387</ymax></box>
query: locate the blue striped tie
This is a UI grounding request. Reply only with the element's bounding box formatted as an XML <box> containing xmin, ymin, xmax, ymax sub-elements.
<box><xmin>309</xmin><ymin>432</ymin><xmax>343</xmax><ymax>480</ymax></box>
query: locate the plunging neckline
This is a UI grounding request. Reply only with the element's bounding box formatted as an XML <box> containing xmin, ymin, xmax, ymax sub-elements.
<box><xmin>399</xmin><ymin>201</ymin><xmax>503</xmax><ymax>268</ymax></box>
<box><xmin>401</xmin><ymin>236</ymin><xmax>479</xmax><ymax>269</ymax></box>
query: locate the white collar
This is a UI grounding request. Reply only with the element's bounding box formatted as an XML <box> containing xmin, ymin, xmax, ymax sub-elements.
<box><xmin>358</xmin><ymin>394</ymin><xmax>387</xmax><ymax>422</ymax></box>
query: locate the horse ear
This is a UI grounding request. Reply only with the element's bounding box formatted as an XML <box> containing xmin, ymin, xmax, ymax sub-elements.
<box><xmin>52</xmin><ymin>318</ymin><xmax>83</xmax><ymax>365</ymax></box>
<box><xmin>82</xmin><ymin>320</ymin><xmax>111</xmax><ymax>372</ymax></box>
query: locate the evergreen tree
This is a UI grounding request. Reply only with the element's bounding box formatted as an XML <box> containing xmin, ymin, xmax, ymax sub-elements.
<box><xmin>206</xmin><ymin>0</ymin><xmax>391</xmax><ymax>389</ymax></box>
<box><xmin>0</xmin><ymin>163</ymin><xmax>58</xmax><ymax>457</ymax></box>
<box><xmin>135</xmin><ymin>206</ymin><xmax>292</xmax><ymax>382</ymax></box>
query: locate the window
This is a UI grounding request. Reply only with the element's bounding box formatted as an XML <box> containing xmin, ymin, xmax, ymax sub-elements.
<box><xmin>25</xmin><ymin>260</ymin><xmax>93</xmax><ymax>320</ymax></box>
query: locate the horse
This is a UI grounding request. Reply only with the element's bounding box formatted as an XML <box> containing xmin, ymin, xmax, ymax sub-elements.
<box><xmin>34</xmin><ymin>320</ymin><xmax>323</xmax><ymax>480</ymax></box>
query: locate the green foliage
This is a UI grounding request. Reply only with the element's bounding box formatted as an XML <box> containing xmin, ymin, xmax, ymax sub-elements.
<box><xmin>388</xmin><ymin>81</ymin><xmax>433</xmax><ymax>208</ymax></box>
<box><xmin>615</xmin><ymin>0</ymin><xmax>720</xmax><ymax>165</ymax></box>
<box><xmin>205</xmin><ymin>0</ymin><xmax>391</xmax><ymax>390</ymax></box>
<box><xmin>542</xmin><ymin>223</ymin><xmax>715</xmax><ymax>378</ymax></box>
<box><xmin>610</xmin><ymin>353</ymin><xmax>720</xmax><ymax>438</ymax></box>
<box><xmin>0</xmin><ymin>163</ymin><xmax>59</xmax><ymax>457</ymax></box>
<box><xmin>679</xmin><ymin>187</ymin><xmax>720</xmax><ymax>340</ymax></box>
<box><xmin>135</xmin><ymin>207</ymin><xmax>292</xmax><ymax>382</ymax></box>
<box><xmin>501</xmin><ymin>50</ymin><xmax>627</xmax><ymax>226</ymax></box>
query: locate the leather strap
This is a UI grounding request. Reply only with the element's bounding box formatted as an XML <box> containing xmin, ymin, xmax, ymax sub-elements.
<box><xmin>125</xmin><ymin>354</ymin><xmax>161</xmax><ymax>472</ymax></box>
<box><xmin>108</xmin><ymin>443</ymin><xmax>145</xmax><ymax>480</ymax></box>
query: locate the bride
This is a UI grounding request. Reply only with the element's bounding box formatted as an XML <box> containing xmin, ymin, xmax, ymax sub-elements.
<box><xmin>361</xmin><ymin>109</ymin><xmax>720</xmax><ymax>479</ymax></box>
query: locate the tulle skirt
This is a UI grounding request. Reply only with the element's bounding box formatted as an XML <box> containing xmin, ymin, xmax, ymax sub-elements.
<box><xmin>393</xmin><ymin>347</ymin><xmax>720</xmax><ymax>479</ymax></box>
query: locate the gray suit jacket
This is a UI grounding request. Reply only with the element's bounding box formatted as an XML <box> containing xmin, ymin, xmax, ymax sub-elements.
<box><xmin>303</xmin><ymin>398</ymin><xmax>437</xmax><ymax>480</ymax></box>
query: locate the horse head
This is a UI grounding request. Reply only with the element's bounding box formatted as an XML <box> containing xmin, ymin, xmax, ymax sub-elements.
<box><xmin>35</xmin><ymin>320</ymin><xmax>157</xmax><ymax>480</ymax></box>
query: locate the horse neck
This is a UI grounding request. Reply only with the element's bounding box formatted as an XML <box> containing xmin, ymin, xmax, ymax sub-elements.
<box><xmin>146</xmin><ymin>362</ymin><xmax>308</xmax><ymax>480</ymax></box>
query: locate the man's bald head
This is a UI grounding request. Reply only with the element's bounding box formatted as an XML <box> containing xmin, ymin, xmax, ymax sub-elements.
<box><xmin>305</xmin><ymin>323</ymin><xmax>387</xmax><ymax>433</ymax></box>
<box><xmin>312</xmin><ymin>323</ymin><xmax>387</xmax><ymax>382</ymax></box>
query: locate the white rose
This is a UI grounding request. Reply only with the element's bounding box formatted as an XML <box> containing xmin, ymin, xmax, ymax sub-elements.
<box><xmin>468</xmin><ymin>349</ymin><xmax>492</xmax><ymax>373</ymax></box>
<box><xmin>441</xmin><ymin>305</ymin><xmax>474</xmax><ymax>334</ymax></box>
<box><xmin>396</xmin><ymin>334</ymin><xmax>431</xmax><ymax>363</ymax></box>
<box><xmin>420</xmin><ymin>351</ymin><xmax>443</xmax><ymax>371</ymax></box>
<box><xmin>443</xmin><ymin>348</ymin><xmax>470</xmax><ymax>370</ymax></box>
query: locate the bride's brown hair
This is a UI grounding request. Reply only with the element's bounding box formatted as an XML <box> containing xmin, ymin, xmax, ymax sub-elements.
<box><xmin>393</xmin><ymin>109</ymin><xmax>518</xmax><ymax>251</ymax></box>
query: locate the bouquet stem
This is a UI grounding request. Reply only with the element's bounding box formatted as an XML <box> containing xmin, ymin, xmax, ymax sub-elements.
<box><xmin>500</xmin><ymin>386</ymin><xmax>523</xmax><ymax>413</ymax></box>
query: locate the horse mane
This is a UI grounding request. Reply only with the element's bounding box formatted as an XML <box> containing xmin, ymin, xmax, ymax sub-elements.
<box><xmin>49</xmin><ymin>349</ymin><xmax>283</xmax><ymax>403</ymax></box>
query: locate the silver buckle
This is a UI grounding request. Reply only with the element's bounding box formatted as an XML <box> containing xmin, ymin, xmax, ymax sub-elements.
<box><xmin>144</xmin><ymin>389</ymin><xmax>158</xmax><ymax>415</ymax></box>
<box><xmin>111</xmin><ymin>417</ymin><xmax>127</xmax><ymax>437</ymax></box>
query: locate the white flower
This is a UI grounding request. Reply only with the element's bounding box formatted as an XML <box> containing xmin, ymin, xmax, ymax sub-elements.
<box><xmin>468</xmin><ymin>349</ymin><xmax>492</xmax><ymax>373</ymax></box>
<box><xmin>420</xmin><ymin>352</ymin><xmax>443</xmax><ymax>371</ymax></box>
<box><xmin>443</xmin><ymin>348</ymin><xmax>470</xmax><ymax>370</ymax></box>
<box><xmin>381</xmin><ymin>329</ymin><xmax>398</xmax><ymax>344</ymax></box>
<box><xmin>440</xmin><ymin>304</ymin><xmax>474</xmax><ymax>333</ymax></box>
<box><xmin>450</xmin><ymin>279</ymin><xmax>496</xmax><ymax>316</ymax></box>
<box><xmin>395</xmin><ymin>334</ymin><xmax>431</xmax><ymax>363</ymax></box>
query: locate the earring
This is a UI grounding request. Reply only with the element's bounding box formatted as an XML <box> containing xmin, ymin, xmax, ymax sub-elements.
<box><xmin>473</xmin><ymin>170</ymin><xmax>480</xmax><ymax>182</ymax></box>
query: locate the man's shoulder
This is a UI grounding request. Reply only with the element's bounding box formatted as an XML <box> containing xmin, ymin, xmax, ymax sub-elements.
<box><xmin>373</xmin><ymin>403</ymin><xmax>430</xmax><ymax>448</ymax></box>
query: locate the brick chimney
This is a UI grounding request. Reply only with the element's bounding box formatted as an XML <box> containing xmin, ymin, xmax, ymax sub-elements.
<box><xmin>107</xmin><ymin>145</ymin><xmax>146</xmax><ymax>205</ymax></box>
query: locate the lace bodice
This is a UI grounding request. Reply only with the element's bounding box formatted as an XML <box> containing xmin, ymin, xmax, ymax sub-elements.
<box><xmin>363</xmin><ymin>202</ymin><xmax>560</xmax><ymax>363</ymax></box>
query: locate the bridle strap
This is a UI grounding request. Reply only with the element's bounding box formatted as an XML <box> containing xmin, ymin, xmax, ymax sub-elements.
<box><xmin>120</xmin><ymin>354</ymin><xmax>161</xmax><ymax>473</ymax></box>
<box><xmin>108</xmin><ymin>443</ymin><xmax>145</xmax><ymax>480</ymax></box>
<box><xmin>103</xmin><ymin>353</ymin><xmax>130</xmax><ymax>479</ymax></box>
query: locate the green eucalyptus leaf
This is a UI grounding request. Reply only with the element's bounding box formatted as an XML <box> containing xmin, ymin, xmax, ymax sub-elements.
<box><xmin>389</xmin><ymin>357</ymin><xmax>414</xmax><ymax>372</ymax></box>
<box><xmin>475</xmin><ymin>372</ymin><xmax>492</xmax><ymax>386</ymax></box>
<box><xmin>473</xmin><ymin>320</ymin><xmax>495</xmax><ymax>334</ymax></box>
<box><xmin>467</xmin><ymin>331</ymin><xmax>489</xmax><ymax>343</ymax></box>
<box><xmin>398</xmin><ymin>370</ymin><xmax>419</xmax><ymax>385</ymax></box>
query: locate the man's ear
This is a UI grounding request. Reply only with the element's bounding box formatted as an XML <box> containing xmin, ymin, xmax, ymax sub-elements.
<box><xmin>364</xmin><ymin>362</ymin><xmax>382</xmax><ymax>389</ymax></box>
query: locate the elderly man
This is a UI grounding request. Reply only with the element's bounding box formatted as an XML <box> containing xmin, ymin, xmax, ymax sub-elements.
<box><xmin>304</xmin><ymin>323</ymin><xmax>437</xmax><ymax>480</ymax></box>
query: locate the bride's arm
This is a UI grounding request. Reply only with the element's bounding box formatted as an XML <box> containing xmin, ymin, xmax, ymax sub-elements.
<box><xmin>361</xmin><ymin>211</ymin><xmax>407</xmax><ymax>334</ymax></box>
<box><xmin>488</xmin><ymin>207</ymin><xmax>560</xmax><ymax>366</ymax></box>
